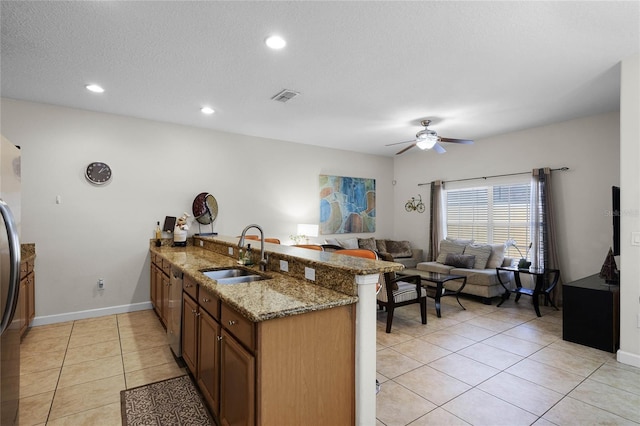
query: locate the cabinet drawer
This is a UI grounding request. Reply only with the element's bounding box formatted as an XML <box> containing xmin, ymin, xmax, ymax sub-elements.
<box><xmin>183</xmin><ymin>275</ymin><xmax>198</xmax><ymax>300</ymax></box>
<box><xmin>221</xmin><ymin>303</ymin><xmax>254</xmax><ymax>351</ymax></box>
<box><xmin>199</xmin><ymin>287</ymin><xmax>220</xmax><ymax>320</ymax></box>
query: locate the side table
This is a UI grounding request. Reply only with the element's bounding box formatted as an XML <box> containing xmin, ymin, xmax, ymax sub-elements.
<box><xmin>496</xmin><ymin>266</ymin><xmax>560</xmax><ymax>317</ymax></box>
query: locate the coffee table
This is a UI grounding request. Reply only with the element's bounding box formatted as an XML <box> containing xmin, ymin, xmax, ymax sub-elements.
<box><xmin>399</xmin><ymin>271</ymin><xmax>467</xmax><ymax>317</ymax></box>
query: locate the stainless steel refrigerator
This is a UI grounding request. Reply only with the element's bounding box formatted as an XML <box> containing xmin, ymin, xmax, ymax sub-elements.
<box><xmin>0</xmin><ymin>136</ymin><xmax>21</xmax><ymax>426</ymax></box>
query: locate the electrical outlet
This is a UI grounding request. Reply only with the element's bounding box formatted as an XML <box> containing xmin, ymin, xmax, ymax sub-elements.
<box><xmin>199</xmin><ymin>240</ymin><xmax>204</xmax><ymax>247</ymax></box>
<box><xmin>98</xmin><ymin>278</ymin><xmax>104</xmax><ymax>290</ymax></box>
<box><xmin>304</xmin><ymin>267</ymin><xmax>315</xmax><ymax>281</ymax></box>
<box><xmin>279</xmin><ymin>260</ymin><xmax>289</xmax><ymax>272</ymax></box>
<box><xmin>228</xmin><ymin>246</ymin><xmax>234</xmax><ymax>255</ymax></box>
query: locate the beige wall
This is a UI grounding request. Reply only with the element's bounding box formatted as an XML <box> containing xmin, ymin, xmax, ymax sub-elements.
<box><xmin>618</xmin><ymin>53</ymin><xmax>640</xmax><ymax>367</ymax></box>
<box><xmin>393</xmin><ymin>111</ymin><xmax>621</xmax><ymax>284</ymax></box>
<box><xmin>0</xmin><ymin>99</ymin><xmax>394</xmax><ymax>320</ymax></box>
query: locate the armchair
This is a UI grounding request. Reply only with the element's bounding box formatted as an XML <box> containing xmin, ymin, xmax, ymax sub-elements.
<box><xmin>377</xmin><ymin>252</ymin><xmax>427</xmax><ymax>333</ymax></box>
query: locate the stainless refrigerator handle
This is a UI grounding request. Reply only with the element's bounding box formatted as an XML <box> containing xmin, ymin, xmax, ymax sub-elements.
<box><xmin>0</xmin><ymin>199</ymin><xmax>21</xmax><ymax>335</ymax></box>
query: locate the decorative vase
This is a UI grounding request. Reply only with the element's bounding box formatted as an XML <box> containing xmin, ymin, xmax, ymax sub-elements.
<box><xmin>518</xmin><ymin>258</ymin><xmax>531</xmax><ymax>269</ymax></box>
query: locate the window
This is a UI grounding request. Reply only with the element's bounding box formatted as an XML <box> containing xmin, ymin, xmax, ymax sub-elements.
<box><xmin>445</xmin><ymin>183</ymin><xmax>531</xmax><ymax>258</ymax></box>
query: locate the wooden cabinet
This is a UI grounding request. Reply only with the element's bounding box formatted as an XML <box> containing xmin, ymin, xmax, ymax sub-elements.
<box><xmin>182</xmin><ymin>293</ymin><xmax>198</xmax><ymax>374</ymax></box>
<box><xmin>220</xmin><ymin>328</ymin><xmax>255</xmax><ymax>426</ymax></box>
<box><xmin>18</xmin><ymin>258</ymin><xmax>35</xmax><ymax>338</ymax></box>
<box><xmin>198</xmin><ymin>307</ymin><xmax>221</xmax><ymax>418</ymax></box>
<box><xmin>150</xmin><ymin>255</ymin><xmax>169</xmax><ymax>326</ymax></box>
<box><xmin>153</xmin><ymin>251</ymin><xmax>356</xmax><ymax>425</ymax></box>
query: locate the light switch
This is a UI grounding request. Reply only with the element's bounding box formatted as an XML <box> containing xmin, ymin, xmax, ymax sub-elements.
<box><xmin>305</xmin><ymin>267</ymin><xmax>315</xmax><ymax>281</ymax></box>
<box><xmin>56</xmin><ymin>195</ymin><xmax>62</xmax><ymax>204</ymax></box>
<box><xmin>632</xmin><ymin>232</ymin><xmax>640</xmax><ymax>246</ymax></box>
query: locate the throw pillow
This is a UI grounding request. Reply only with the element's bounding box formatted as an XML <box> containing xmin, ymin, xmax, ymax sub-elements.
<box><xmin>375</xmin><ymin>239</ymin><xmax>387</xmax><ymax>253</ymax></box>
<box><xmin>324</xmin><ymin>238</ymin><xmax>340</xmax><ymax>246</ymax></box>
<box><xmin>385</xmin><ymin>240</ymin><xmax>413</xmax><ymax>258</ymax></box>
<box><xmin>436</xmin><ymin>239</ymin><xmax>467</xmax><ymax>263</ymax></box>
<box><xmin>463</xmin><ymin>243</ymin><xmax>493</xmax><ymax>269</ymax></box>
<box><xmin>444</xmin><ymin>253</ymin><xmax>476</xmax><ymax>269</ymax></box>
<box><xmin>358</xmin><ymin>237</ymin><xmax>377</xmax><ymax>251</ymax></box>
<box><xmin>486</xmin><ymin>244</ymin><xmax>507</xmax><ymax>269</ymax></box>
<box><xmin>338</xmin><ymin>237</ymin><xmax>359</xmax><ymax>249</ymax></box>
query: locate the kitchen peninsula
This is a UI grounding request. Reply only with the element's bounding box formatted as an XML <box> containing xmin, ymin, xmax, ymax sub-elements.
<box><xmin>149</xmin><ymin>235</ymin><xmax>401</xmax><ymax>425</ymax></box>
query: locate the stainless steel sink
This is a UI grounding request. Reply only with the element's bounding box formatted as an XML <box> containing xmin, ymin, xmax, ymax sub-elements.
<box><xmin>201</xmin><ymin>268</ymin><xmax>269</xmax><ymax>284</ymax></box>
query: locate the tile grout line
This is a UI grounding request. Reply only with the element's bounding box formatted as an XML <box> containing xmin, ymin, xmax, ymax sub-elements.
<box><xmin>43</xmin><ymin>320</ymin><xmax>74</xmax><ymax>425</ymax></box>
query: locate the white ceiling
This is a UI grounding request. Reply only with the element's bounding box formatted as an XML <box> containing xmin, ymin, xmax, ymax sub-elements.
<box><xmin>1</xmin><ymin>1</ymin><xmax>638</xmax><ymax>156</ymax></box>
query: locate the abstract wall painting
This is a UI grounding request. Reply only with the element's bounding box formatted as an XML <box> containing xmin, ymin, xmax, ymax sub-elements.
<box><xmin>319</xmin><ymin>175</ymin><xmax>376</xmax><ymax>234</ymax></box>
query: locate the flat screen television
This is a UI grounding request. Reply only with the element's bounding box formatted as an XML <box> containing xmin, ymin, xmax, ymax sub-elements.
<box><xmin>612</xmin><ymin>186</ymin><xmax>620</xmax><ymax>255</ymax></box>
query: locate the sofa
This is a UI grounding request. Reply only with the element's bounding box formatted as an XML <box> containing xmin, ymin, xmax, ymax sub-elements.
<box><xmin>403</xmin><ymin>238</ymin><xmax>515</xmax><ymax>304</ymax></box>
<box><xmin>324</xmin><ymin>236</ymin><xmax>423</xmax><ymax>268</ymax></box>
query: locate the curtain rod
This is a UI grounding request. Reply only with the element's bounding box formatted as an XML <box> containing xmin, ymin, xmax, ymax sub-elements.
<box><xmin>417</xmin><ymin>167</ymin><xmax>569</xmax><ymax>187</ymax></box>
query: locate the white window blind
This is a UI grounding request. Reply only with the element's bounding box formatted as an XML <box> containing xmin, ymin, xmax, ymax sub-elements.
<box><xmin>445</xmin><ymin>183</ymin><xmax>531</xmax><ymax>258</ymax></box>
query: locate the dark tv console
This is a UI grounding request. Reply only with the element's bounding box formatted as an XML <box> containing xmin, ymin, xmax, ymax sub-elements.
<box><xmin>562</xmin><ymin>274</ymin><xmax>620</xmax><ymax>353</ymax></box>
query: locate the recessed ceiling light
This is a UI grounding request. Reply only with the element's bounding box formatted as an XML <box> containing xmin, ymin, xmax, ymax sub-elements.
<box><xmin>201</xmin><ymin>107</ymin><xmax>215</xmax><ymax>115</ymax></box>
<box><xmin>85</xmin><ymin>84</ymin><xmax>104</xmax><ymax>93</ymax></box>
<box><xmin>265</xmin><ymin>35</ymin><xmax>286</xmax><ymax>50</ymax></box>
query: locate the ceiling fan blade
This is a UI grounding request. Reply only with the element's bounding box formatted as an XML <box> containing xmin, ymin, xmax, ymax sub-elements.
<box><xmin>395</xmin><ymin>143</ymin><xmax>417</xmax><ymax>155</ymax></box>
<box><xmin>385</xmin><ymin>139</ymin><xmax>417</xmax><ymax>147</ymax></box>
<box><xmin>439</xmin><ymin>137</ymin><xmax>474</xmax><ymax>144</ymax></box>
<box><xmin>432</xmin><ymin>143</ymin><xmax>447</xmax><ymax>154</ymax></box>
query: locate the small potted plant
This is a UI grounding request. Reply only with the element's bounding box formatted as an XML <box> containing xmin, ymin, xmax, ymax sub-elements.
<box><xmin>505</xmin><ymin>239</ymin><xmax>532</xmax><ymax>269</ymax></box>
<box><xmin>289</xmin><ymin>234</ymin><xmax>306</xmax><ymax>245</ymax></box>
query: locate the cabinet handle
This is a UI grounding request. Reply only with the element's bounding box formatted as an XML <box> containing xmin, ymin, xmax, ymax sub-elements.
<box><xmin>202</xmin><ymin>298</ymin><xmax>210</xmax><ymax>303</ymax></box>
<box><xmin>191</xmin><ymin>309</ymin><xmax>197</xmax><ymax>314</ymax></box>
<box><xmin>228</xmin><ymin>320</ymin><xmax>237</xmax><ymax>326</ymax></box>
<box><xmin>217</xmin><ymin>335</ymin><xmax>223</xmax><ymax>341</ymax></box>
<box><xmin>195</xmin><ymin>312</ymin><xmax>200</xmax><ymax>317</ymax></box>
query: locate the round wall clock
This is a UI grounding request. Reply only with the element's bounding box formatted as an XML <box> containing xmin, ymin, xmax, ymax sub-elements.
<box><xmin>85</xmin><ymin>162</ymin><xmax>112</xmax><ymax>185</ymax></box>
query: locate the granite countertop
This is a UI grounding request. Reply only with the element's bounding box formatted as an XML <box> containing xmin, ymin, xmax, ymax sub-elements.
<box><xmin>151</xmin><ymin>244</ymin><xmax>362</xmax><ymax>322</ymax></box>
<box><xmin>21</xmin><ymin>243</ymin><xmax>36</xmax><ymax>263</ymax></box>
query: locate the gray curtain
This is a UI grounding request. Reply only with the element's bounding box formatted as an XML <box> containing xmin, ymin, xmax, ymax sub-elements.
<box><xmin>427</xmin><ymin>180</ymin><xmax>444</xmax><ymax>261</ymax></box>
<box><xmin>530</xmin><ymin>168</ymin><xmax>563</xmax><ymax>305</ymax></box>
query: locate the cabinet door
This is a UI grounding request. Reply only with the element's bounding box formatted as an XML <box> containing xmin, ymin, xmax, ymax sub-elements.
<box><xmin>18</xmin><ymin>277</ymin><xmax>27</xmax><ymax>336</ymax></box>
<box><xmin>26</xmin><ymin>273</ymin><xmax>35</xmax><ymax>325</ymax></box>
<box><xmin>182</xmin><ymin>294</ymin><xmax>198</xmax><ymax>375</ymax></box>
<box><xmin>150</xmin><ymin>264</ymin><xmax>157</xmax><ymax>308</ymax></box>
<box><xmin>152</xmin><ymin>265</ymin><xmax>163</xmax><ymax>317</ymax></box>
<box><xmin>220</xmin><ymin>329</ymin><xmax>255</xmax><ymax>426</ymax></box>
<box><xmin>197</xmin><ymin>308</ymin><xmax>221</xmax><ymax>418</ymax></box>
<box><xmin>160</xmin><ymin>272</ymin><xmax>170</xmax><ymax>324</ymax></box>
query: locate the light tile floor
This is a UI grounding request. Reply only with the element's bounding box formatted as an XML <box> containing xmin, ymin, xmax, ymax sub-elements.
<box><xmin>376</xmin><ymin>295</ymin><xmax>640</xmax><ymax>426</ymax></box>
<box><xmin>17</xmin><ymin>297</ymin><xmax>640</xmax><ymax>426</ymax></box>
<box><xmin>19</xmin><ymin>309</ymin><xmax>185</xmax><ymax>425</ymax></box>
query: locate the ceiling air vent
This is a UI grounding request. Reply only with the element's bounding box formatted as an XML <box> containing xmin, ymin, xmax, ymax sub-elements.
<box><xmin>271</xmin><ymin>89</ymin><xmax>300</xmax><ymax>103</ymax></box>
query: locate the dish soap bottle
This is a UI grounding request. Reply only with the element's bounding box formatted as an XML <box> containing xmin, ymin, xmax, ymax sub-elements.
<box><xmin>244</xmin><ymin>244</ymin><xmax>253</xmax><ymax>266</ymax></box>
<box><xmin>155</xmin><ymin>221</ymin><xmax>162</xmax><ymax>247</ymax></box>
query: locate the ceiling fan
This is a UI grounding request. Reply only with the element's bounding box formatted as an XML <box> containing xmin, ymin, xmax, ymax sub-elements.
<box><xmin>387</xmin><ymin>120</ymin><xmax>474</xmax><ymax>155</ymax></box>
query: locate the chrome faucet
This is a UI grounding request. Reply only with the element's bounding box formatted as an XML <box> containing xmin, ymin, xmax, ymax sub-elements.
<box><xmin>238</xmin><ymin>224</ymin><xmax>268</xmax><ymax>271</ymax></box>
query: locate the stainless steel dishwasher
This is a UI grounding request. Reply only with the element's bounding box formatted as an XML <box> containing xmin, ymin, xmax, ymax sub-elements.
<box><xmin>167</xmin><ymin>266</ymin><xmax>183</xmax><ymax>357</ymax></box>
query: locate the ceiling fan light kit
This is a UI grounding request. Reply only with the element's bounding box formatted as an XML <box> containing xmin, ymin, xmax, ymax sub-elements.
<box><xmin>388</xmin><ymin>119</ymin><xmax>474</xmax><ymax>155</ymax></box>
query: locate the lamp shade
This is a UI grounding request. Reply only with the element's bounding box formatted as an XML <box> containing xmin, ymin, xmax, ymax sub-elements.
<box><xmin>297</xmin><ymin>223</ymin><xmax>319</xmax><ymax>237</ymax></box>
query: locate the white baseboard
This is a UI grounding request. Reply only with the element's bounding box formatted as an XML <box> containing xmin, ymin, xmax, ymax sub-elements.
<box><xmin>616</xmin><ymin>349</ymin><xmax>640</xmax><ymax>368</ymax></box>
<box><xmin>31</xmin><ymin>301</ymin><xmax>154</xmax><ymax>326</ymax></box>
